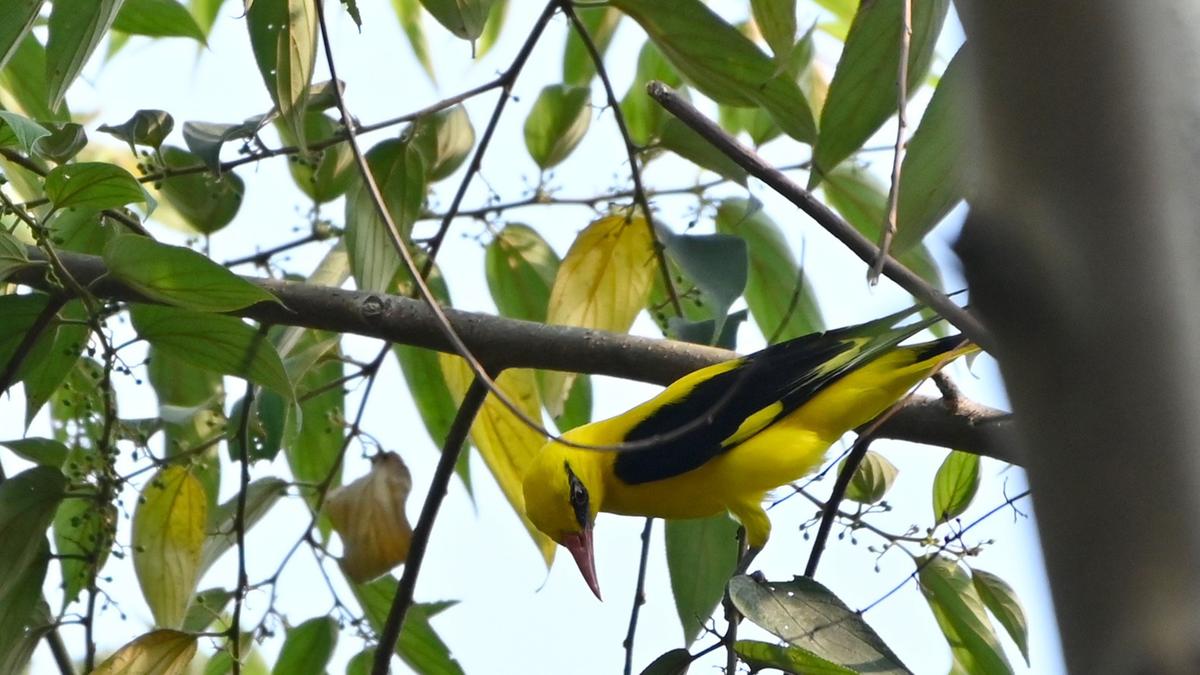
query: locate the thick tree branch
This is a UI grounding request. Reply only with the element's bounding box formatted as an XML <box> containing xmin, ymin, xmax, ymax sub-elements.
<box><xmin>11</xmin><ymin>247</ymin><xmax>1016</xmax><ymax>463</ymax></box>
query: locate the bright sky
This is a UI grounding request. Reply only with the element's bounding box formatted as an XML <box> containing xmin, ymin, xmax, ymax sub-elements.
<box><xmin>3</xmin><ymin>2</ymin><xmax>1067</xmax><ymax>673</ymax></box>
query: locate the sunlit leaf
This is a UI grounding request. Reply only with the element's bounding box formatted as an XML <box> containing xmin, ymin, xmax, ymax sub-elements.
<box><xmin>918</xmin><ymin>556</ymin><xmax>1014</xmax><ymax>675</ymax></box>
<box><xmin>932</xmin><ymin>450</ymin><xmax>980</xmax><ymax>524</ymax></box>
<box><xmin>612</xmin><ymin>0</ymin><xmax>815</xmax><ymax>143</ymax></box>
<box><xmin>728</xmin><ymin>574</ymin><xmax>912</xmax><ymax>674</ymax></box>
<box><xmin>45</xmin><ymin>0</ymin><xmax>124</xmax><ymax>111</ymax></box>
<box><xmin>0</xmin><ymin>0</ymin><xmax>43</xmax><ymax>73</ymax></box>
<box><xmin>114</xmin><ymin>0</ymin><xmax>207</xmax><ymax>43</ymax></box>
<box><xmin>485</xmin><ymin>223</ymin><xmax>558</xmax><ymax>323</ymax></box>
<box><xmin>810</xmin><ymin>0</ymin><xmax>950</xmax><ymax>184</ymax></box>
<box><xmin>410</xmin><ymin>104</ymin><xmax>475</xmax><ymax>182</ymax></box>
<box><xmin>841</xmin><ymin>449</ymin><xmax>899</xmax><ymax>505</ymax></box>
<box><xmin>665</xmin><ymin>514</ymin><xmax>738</xmax><ymax>643</ymax></box>
<box><xmin>45</xmin><ymin>162</ymin><xmax>150</xmax><ymax>212</ymax></box>
<box><xmin>272</xmin><ymin>617</ymin><xmax>337</xmax><ymax>675</ymax></box>
<box><xmin>182</xmin><ymin>587</ymin><xmax>233</xmax><ymax>633</ymax></box>
<box><xmin>156</xmin><ymin>146</ymin><xmax>245</xmax><ymax>234</ymax></box>
<box><xmin>735</xmin><ymin>640</ymin><xmax>856</xmax><ymax>674</ymax></box>
<box><xmin>344</xmin><ymin>137</ymin><xmax>427</xmax><ymax>293</ymax></box>
<box><xmin>0</xmin><ymin>111</ymin><xmax>49</xmax><ymax>154</ymax></box>
<box><xmin>894</xmin><ymin>48</ymin><xmax>968</xmax><ymax>255</ymax></box>
<box><xmin>475</xmin><ymin>0</ymin><xmax>506</xmax><ymax>58</ymax></box>
<box><xmin>417</xmin><ymin>0</ymin><xmax>496</xmax><ymax>43</ymax></box>
<box><xmin>523</xmin><ymin>84</ymin><xmax>592</xmax><ymax>170</ymax></box>
<box><xmin>54</xmin><ymin>493</ymin><xmax>117</xmax><ymax>607</ymax></box>
<box><xmin>247</xmin><ymin>0</ymin><xmax>317</xmax><ymax>151</ymax></box>
<box><xmin>542</xmin><ymin>213</ymin><xmax>656</xmax><ymax>415</ymax></box>
<box><xmin>326</xmin><ymin>452</ymin><xmax>414</xmax><ymax>583</ymax></box>
<box><xmin>715</xmin><ymin>198</ymin><xmax>823</xmax><ymax>341</ymax></box>
<box><xmin>972</xmin><ymin>568</ymin><xmax>1031</xmax><ymax>666</ymax></box>
<box><xmin>563</xmin><ymin>6</ymin><xmax>621</xmax><ymax>86</ymax></box>
<box><xmin>133</xmin><ymin>466</ymin><xmax>207</xmax><ymax>628</ymax></box>
<box><xmin>130</xmin><ymin>304</ymin><xmax>293</xmax><ymax>396</ymax></box>
<box><xmin>105</xmin><ymin>235</ymin><xmax>275</xmax><ymax>311</ymax></box>
<box><xmin>441</xmin><ymin>358</ymin><xmax>555</xmax><ymax>565</ymax></box>
<box><xmin>277</xmin><ymin>112</ymin><xmax>355</xmax><ymax>203</ymax></box>
<box><xmin>92</xmin><ymin>630</ymin><xmax>198</xmax><ymax>675</ymax></box>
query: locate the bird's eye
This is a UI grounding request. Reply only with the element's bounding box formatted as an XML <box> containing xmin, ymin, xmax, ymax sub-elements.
<box><xmin>564</xmin><ymin>462</ymin><xmax>590</xmax><ymax>528</ymax></box>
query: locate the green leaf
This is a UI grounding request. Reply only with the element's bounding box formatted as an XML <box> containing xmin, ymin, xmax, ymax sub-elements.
<box><xmin>277</xmin><ymin>112</ymin><xmax>355</xmax><ymax>203</ymax></box>
<box><xmin>130</xmin><ymin>304</ymin><xmax>293</xmax><ymax>396</ymax></box>
<box><xmin>104</xmin><ymin>235</ymin><xmax>276</xmax><ymax>312</ymax></box>
<box><xmin>339</xmin><ymin>0</ymin><xmax>362</xmax><ymax>28</ymax></box>
<box><xmin>894</xmin><ymin>48</ymin><xmax>968</xmax><ymax>255</ymax></box>
<box><xmin>285</xmin><ymin>332</ymin><xmax>345</xmax><ymax>502</ymax></box>
<box><xmin>658</xmin><ymin>227</ymin><xmax>748</xmax><ymax>343</ymax></box>
<box><xmin>735</xmin><ymin>640</ymin><xmax>856</xmax><ymax>674</ymax></box>
<box><xmin>612</xmin><ymin>0</ymin><xmax>815</xmax><ymax>143</ymax></box>
<box><xmin>932</xmin><ymin>450</ymin><xmax>980</xmax><ymax>524</ymax></box>
<box><xmin>181</xmin><ymin>587</ymin><xmax>233</xmax><ymax>632</ymax></box>
<box><xmin>0</xmin><ymin>293</ymin><xmax>50</xmax><ymax>385</ymax></box>
<box><xmin>665</xmin><ymin>514</ymin><xmax>738</xmax><ymax>643</ymax></box>
<box><xmin>0</xmin><ymin>466</ymin><xmax>65</xmax><ymax>603</ymax></box>
<box><xmin>553</xmin><ymin>373</ymin><xmax>592</xmax><ymax>433</ymax></box>
<box><xmin>0</xmin><ymin>539</ymin><xmax>49</xmax><ymax>675</ymax></box>
<box><xmin>715</xmin><ymin>198</ymin><xmax>823</xmax><ymax>341</ymax></box>
<box><xmin>485</xmin><ymin>223</ymin><xmax>558</xmax><ymax>323</ymax></box>
<box><xmin>344</xmin><ymin>137</ymin><xmax>427</xmax><ymax>293</ymax></box>
<box><xmin>32</xmin><ymin>122</ymin><xmax>87</xmax><ymax>163</ymax></box>
<box><xmin>620</xmin><ymin>41</ymin><xmax>682</xmax><ymax>146</ymax></box>
<box><xmin>0</xmin><ymin>34</ymin><xmax>69</xmax><ymax>123</ymax></box>
<box><xmin>54</xmin><ymin>493</ymin><xmax>117</xmax><ymax>607</ymax></box>
<box><xmin>92</xmin><ymin>630</ymin><xmax>198</xmax><ymax>675</ymax></box>
<box><xmin>417</xmin><ymin>0</ymin><xmax>496</xmax><ymax>42</ymax></box>
<box><xmin>0</xmin><ymin>230</ymin><xmax>33</xmax><ymax>283</ymax></box>
<box><xmin>114</xmin><ymin>0</ymin><xmax>207</xmax><ymax>43</ymax></box>
<box><xmin>717</xmin><ymin>103</ymin><xmax>782</xmax><ymax>148</ymax></box>
<box><xmin>182</xmin><ymin>116</ymin><xmax>268</xmax><ymax>172</ymax></box>
<box><xmin>156</xmin><ymin>146</ymin><xmax>245</xmax><ymax>234</ymax></box>
<box><xmin>751</xmin><ymin>0</ymin><xmax>797</xmax><ymax>62</ymax></box>
<box><xmin>410</xmin><ymin>104</ymin><xmax>475</xmax><ymax>182</ymax></box>
<box><xmin>474</xmin><ymin>0</ymin><xmax>506</xmax><ymax>58</ymax></box>
<box><xmin>133</xmin><ymin>466</ymin><xmax>207</xmax><ymax>628</ymax></box>
<box><xmin>22</xmin><ymin>300</ymin><xmax>87</xmax><ymax>425</ymax></box>
<box><xmin>45</xmin><ymin>0</ymin><xmax>125</xmax><ymax>111</ymax></box>
<box><xmin>191</xmin><ymin>0</ymin><xmax>228</xmax><ymax>37</ymax></box>
<box><xmin>0</xmin><ymin>0</ymin><xmax>43</xmax><ymax>73</ymax></box>
<box><xmin>841</xmin><ymin>449</ymin><xmax>899</xmax><ymax>504</ymax></box>
<box><xmin>810</xmin><ymin>0</ymin><xmax>950</xmax><ymax>184</ymax></box>
<box><xmin>523</xmin><ymin>84</ymin><xmax>592</xmax><ymax>170</ymax></box>
<box><xmin>198</xmin><ymin>477</ymin><xmax>287</xmax><ymax>575</ymax></box>
<box><xmin>728</xmin><ymin>574</ymin><xmax>912</xmax><ymax>674</ymax></box>
<box><xmin>272</xmin><ymin>616</ymin><xmax>337</xmax><ymax>675</ymax></box>
<box><xmin>391</xmin><ymin>0</ymin><xmax>437</xmax><ymax>84</ymax></box>
<box><xmin>657</xmin><ymin>117</ymin><xmax>748</xmax><ymax>185</ymax></box>
<box><xmin>99</xmin><ymin>109</ymin><xmax>175</xmax><ymax>153</ymax></box>
<box><xmin>44</xmin><ymin>162</ymin><xmax>150</xmax><ymax>212</ymax></box>
<box><xmin>48</xmin><ymin>358</ymin><xmax>108</xmax><ymax>444</ymax></box>
<box><xmin>0</xmin><ymin>437</ymin><xmax>69</xmax><ymax>467</ymax></box>
<box><xmin>0</xmin><ymin>111</ymin><xmax>50</xmax><ymax>154</ymax></box>
<box><xmin>247</xmin><ymin>0</ymin><xmax>317</xmax><ymax>152</ymax></box>
<box><xmin>563</xmin><ymin>6</ymin><xmax>621</xmax><ymax>86</ymax></box>
<box><xmin>352</xmin><ymin>578</ymin><xmax>465</xmax><ymax>675</ymax></box>
<box><xmin>638</xmin><ymin>648</ymin><xmax>691</xmax><ymax>675</ymax></box>
<box><xmin>918</xmin><ymin>556</ymin><xmax>1014</xmax><ymax>675</ymax></box>
<box><xmin>971</xmin><ymin>568</ymin><xmax>1030</xmax><ymax>666</ymax></box>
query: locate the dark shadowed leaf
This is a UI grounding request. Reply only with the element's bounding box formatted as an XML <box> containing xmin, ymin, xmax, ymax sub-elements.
<box><xmin>751</xmin><ymin>0</ymin><xmax>797</xmax><ymax>62</ymax></box>
<box><xmin>620</xmin><ymin>41</ymin><xmax>682</xmax><ymax>146</ymax></box>
<box><xmin>735</xmin><ymin>640</ymin><xmax>856</xmax><ymax>674</ymax></box>
<box><xmin>972</xmin><ymin>568</ymin><xmax>1030</xmax><ymax>666</ymax></box>
<box><xmin>0</xmin><ymin>35</ymin><xmax>69</xmax><ymax>123</ymax></box>
<box><xmin>523</xmin><ymin>84</ymin><xmax>592</xmax><ymax>170</ymax></box>
<box><xmin>658</xmin><ymin>227</ymin><xmax>748</xmax><ymax>342</ymax></box>
<box><xmin>810</xmin><ymin>0</ymin><xmax>950</xmax><ymax>184</ymax></box>
<box><xmin>563</xmin><ymin>6</ymin><xmax>621</xmax><ymax>86</ymax></box>
<box><xmin>181</xmin><ymin>587</ymin><xmax>233</xmax><ymax>632</ymax></box>
<box><xmin>44</xmin><ymin>0</ymin><xmax>124</xmax><ymax>111</ymax></box>
<box><xmin>0</xmin><ymin>0</ymin><xmax>43</xmax><ymax>73</ymax></box>
<box><xmin>715</xmin><ymin>198</ymin><xmax>823</xmax><ymax>341</ymax></box>
<box><xmin>104</xmin><ymin>235</ymin><xmax>275</xmax><ymax>311</ymax></box>
<box><xmin>918</xmin><ymin>556</ymin><xmax>1014</xmax><ymax>675</ymax></box>
<box><xmin>182</xmin><ymin>116</ymin><xmax>270</xmax><ymax>172</ymax></box>
<box><xmin>22</xmin><ymin>300</ymin><xmax>87</xmax><ymax>426</ymax></box>
<box><xmin>638</xmin><ymin>648</ymin><xmax>691</xmax><ymax>675</ymax></box>
<box><xmin>894</xmin><ymin>48</ymin><xmax>968</xmax><ymax>255</ymax></box>
<box><xmin>728</xmin><ymin>574</ymin><xmax>912</xmax><ymax>674</ymax></box>
<box><xmin>0</xmin><ymin>539</ymin><xmax>49</xmax><ymax>674</ymax></box>
<box><xmin>410</xmin><ymin>104</ymin><xmax>475</xmax><ymax>182</ymax></box>
<box><xmin>554</xmin><ymin>374</ymin><xmax>592</xmax><ymax>433</ymax></box>
<box><xmin>0</xmin><ymin>466</ymin><xmax>65</xmax><ymax>603</ymax></box>
<box><xmin>0</xmin><ymin>231</ymin><xmax>36</xmax><ymax>300</ymax></box>
<box><xmin>666</xmin><ymin>514</ymin><xmax>738</xmax><ymax>643</ymax></box>
<box><xmin>130</xmin><ymin>305</ymin><xmax>293</xmax><ymax>396</ymax></box>
<box><xmin>114</xmin><ymin>0</ymin><xmax>207</xmax><ymax>43</ymax></box>
<box><xmin>344</xmin><ymin>138</ymin><xmax>427</xmax><ymax>293</ymax></box>
<box><xmin>418</xmin><ymin>0</ymin><xmax>496</xmax><ymax>42</ymax></box>
<box><xmin>247</xmin><ymin>0</ymin><xmax>317</xmax><ymax>151</ymax></box>
<box><xmin>32</xmin><ymin>122</ymin><xmax>87</xmax><ymax>163</ymax></box>
<box><xmin>45</xmin><ymin>162</ymin><xmax>149</xmax><ymax>212</ymax></box>
<box><xmin>99</xmin><ymin>109</ymin><xmax>175</xmax><ymax>153</ymax></box>
<box><xmin>156</xmin><ymin>146</ymin><xmax>244</xmax><ymax>234</ymax></box>
<box><xmin>272</xmin><ymin>616</ymin><xmax>337</xmax><ymax>675</ymax></box>
<box><xmin>0</xmin><ymin>111</ymin><xmax>49</xmax><ymax>154</ymax></box>
<box><xmin>658</xmin><ymin>117</ymin><xmax>748</xmax><ymax>185</ymax></box>
<box><xmin>0</xmin><ymin>437</ymin><xmax>68</xmax><ymax>467</ymax></box>
<box><xmin>932</xmin><ymin>450</ymin><xmax>980</xmax><ymax>524</ymax></box>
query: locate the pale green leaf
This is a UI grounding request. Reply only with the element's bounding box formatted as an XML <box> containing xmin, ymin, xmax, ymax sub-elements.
<box><xmin>972</xmin><ymin>568</ymin><xmax>1031</xmax><ymax>666</ymax></box>
<box><xmin>104</xmin><ymin>235</ymin><xmax>276</xmax><ymax>311</ymax></box>
<box><xmin>114</xmin><ymin>0</ymin><xmax>207</xmax><ymax>43</ymax></box>
<box><xmin>666</xmin><ymin>514</ymin><xmax>738</xmax><ymax>643</ymax></box>
<box><xmin>658</xmin><ymin>117</ymin><xmax>748</xmax><ymax>185</ymax></box>
<box><xmin>247</xmin><ymin>0</ymin><xmax>317</xmax><ymax>151</ymax></box>
<box><xmin>352</xmin><ymin>577</ymin><xmax>465</xmax><ymax>675</ymax></box>
<box><xmin>919</xmin><ymin>556</ymin><xmax>1014</xmax><ymax>675</ymax></box>
<box><xmin>391</xmin><ymin>0</ymin><xmax>437</xmax><ymax>83</ymax></box>
<box><xmin>277</xmin><ymin>113</ymin><xmax>355</xmax><ymax>203</ymax></box>
<box><xmin>410</xmin><ymin>104</ymin><xmax>475</xmax><ymax>182</ymax></box>
<box><xmin>45</xmin><ymin>0</ymin><xmax>124</xmax><ymax>111</ymax></box>
<box><xmin>272</xmin><ymin>617</ymin><xmax>337</xmax><ymax>675</ymax></box>
<box><xmin>133</xmin><ymin>466</ymin><xmax>207</xmax><ymax>628</ymax></box>
<box><xmin>750</xmin><ymin>0</ymin><xmax>797</xmax><ymax>62</ymax></box>
<box><xmin>932</xmin><ymin>450</ymin><xmax>980</xmax><ymax>524</ymax></box>
<box><xmin>485</xmin><ymin>223</ymin><xmax>558</xmax><ymax>323</ymax></box>
<box><xmin>563</xmin><ymin>6</ymin><xmax>621</xmax><ymax>86</ymax></box>
<box><xmin>54</xmin><ymin>493</ymin><xmax>117</xmax><ymax>607</ymax></box>
<box><xmin>0</xmin><ymin>110</ymin><xmax>49</xmax><ymax>154</ymax></box>
<box><xmin>735</xmin><ymin>640</ymin><xmax>856</xmax><ymax>674</ymax></box>
<box><xmin>842</xmin><ymin>450</ymin><xmax>899</xmax><ymax>504</ymax></box>
<box><xmin>44</xmin><ymin>162</ymin><xmax>149</xmax><ymax>212</ymax></box>
<box><xmin>619</xmin><ymin>41</ymin><xmax>681</xmax><ymax>146</ymax></box>
<box><xmin>523</xmin><ymin>84</ymin><xmax>592</xmax><ymax>170</ymax></box>
<box><xmin>344</xmin><ymin>138</ymin><xmax>427</xmax><ymax>293</ymax></box>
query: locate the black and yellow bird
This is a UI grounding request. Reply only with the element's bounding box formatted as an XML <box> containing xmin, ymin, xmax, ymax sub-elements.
<box><xmin>522</xmin><ymin>308</ymin><xmax>974</xmax><ymax>598</ymax></box>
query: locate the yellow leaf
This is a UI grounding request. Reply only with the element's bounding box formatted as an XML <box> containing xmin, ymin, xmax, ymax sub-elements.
<box><xmin>542</xmin><ymin>213</ymin><xmax>657</xmax><ymax>415</ymax></box>
<box><xmin>132</xmin><ymin>467</ymin><xmax>207</xmax><ymax>629</ymax></box>
<box><xmin>93</xmin><ymin>630</ymin><xmax>197</xmax><ymax>675</ymax></box>
<box><xmin>325</xmin><ymin>452</ymin><xmax>414</xmax><ymax>583</ymax></box>
<box><xmin>440</xmin><ymin>356</ymin><xmax>556</xmax><ymax>566</ymax></box>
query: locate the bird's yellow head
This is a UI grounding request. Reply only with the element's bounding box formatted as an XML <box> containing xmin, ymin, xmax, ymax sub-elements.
<box><xmin>522</xmin><ymin>439</ymin><xmax>604</xmax><ymax>599</ymax></box>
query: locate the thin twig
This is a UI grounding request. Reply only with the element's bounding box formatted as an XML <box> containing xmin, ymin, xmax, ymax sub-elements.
<box><xmin>371</xmin><ymin>377</ymin><xmax>490</xmax><ymax>675</ymax></box>
<box><xmin>723</xmin><ymin>528</ymin><xmax>748</xmax><ymax>674</ymax></box>
<box><xmin>871</xmin><ymin>0</ymin><xmax>913</xmax><ymax>283</ymax></box>
<box><xmin>229</xmin><ymin>380</ymin><xmax>256</xmax><ymax>675</ymax></box>
<box><xmin>622</xmin><ymin>518</ymin><xmax>655</xmax><ymax>675</ymax></box>
<box><xmin>558</xmin><ymin>0</ymin><xmax>683</xmax><ymax>317</ymax></box>
<box><xmin>645</xmin><ymin>81</ymin><xmax>995</xmax><ymax>352</ymax></box>
<box><xmin>803</xmin><ymin>435</ymin><xmax>876</xmax><ymax>578</ymax></box>
<box><xmin>223</xmin><ymin>230</ymin><xmax>328</xmax><ymax>268</ymax></box>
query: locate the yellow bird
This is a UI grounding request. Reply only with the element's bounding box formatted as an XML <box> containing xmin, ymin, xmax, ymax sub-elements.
<box><xmin>522</xmin><ymin>308</ymin><xmax>974</xmax><ymax>598</ymax></box>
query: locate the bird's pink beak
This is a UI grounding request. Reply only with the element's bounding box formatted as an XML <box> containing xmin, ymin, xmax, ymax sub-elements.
<box><xmin>562</xmin><ymin>527</ymin><xmax>601</xmax><ymax>600</ymax></box>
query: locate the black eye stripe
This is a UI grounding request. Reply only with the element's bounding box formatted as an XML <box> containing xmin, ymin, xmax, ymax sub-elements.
<box><xmin>563</xmin><ymin>462</ymin><xmax>590</xmax><ymax>529</ymax></box>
